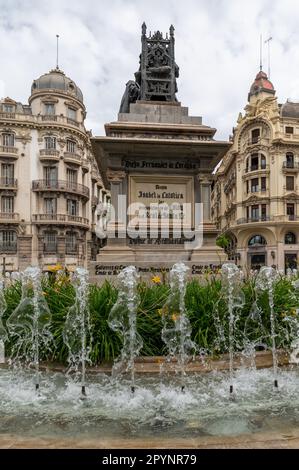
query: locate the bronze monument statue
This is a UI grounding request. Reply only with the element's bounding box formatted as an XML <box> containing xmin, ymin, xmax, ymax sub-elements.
<box><xmin>119</xmin><ymin>23</ymin><xmax>179</xmax><ymax>112</ymax></box>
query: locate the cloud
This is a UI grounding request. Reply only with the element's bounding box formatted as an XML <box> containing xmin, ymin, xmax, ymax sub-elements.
<box><xmin>1</xmin><ymin>0</ymin><xmax>299</xmax><ymax>139</ymax></box>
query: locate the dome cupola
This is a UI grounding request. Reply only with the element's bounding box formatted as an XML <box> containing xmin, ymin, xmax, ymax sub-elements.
<box><xmin>248</xmin><ymin>70</ymin><xmax>275</xmax><ymax>101</ymax></box>
<box><xmin>31</xmin><ymin>67</ymin><xmax>83</xmax><ymax>103</ymax></box>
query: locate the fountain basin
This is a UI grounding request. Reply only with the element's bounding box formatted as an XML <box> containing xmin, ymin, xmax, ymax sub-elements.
<box><xmin>1</xmin><ymin>365</ymin><xmax>299</xmax><ymax>448</ymax></box>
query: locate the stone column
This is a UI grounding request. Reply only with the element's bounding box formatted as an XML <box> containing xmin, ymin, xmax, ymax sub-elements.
<box><xmin>197</xmin><ymin>175</ymin><xmax>213</xmax><ymax>222</ymax></box>
<box><xmin>95</xmin><ymin>169</ymin><xmax>135</xmax><ymax>262</ymax></box>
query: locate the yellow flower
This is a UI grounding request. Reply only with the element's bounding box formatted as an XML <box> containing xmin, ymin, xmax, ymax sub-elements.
<box><xmin>171</xmin><ymin>313</ymin><xmax>180</xmax><ymax>322</ymax></box>
<box><xmin>152</xmin><ymin>275</ymin><xmax>161</xmax><ymax>284</ymax></box>
<box><xmin>48</xmin><ymin>264</ymin><xmax>63</xmax><ymax>272</ymax></box>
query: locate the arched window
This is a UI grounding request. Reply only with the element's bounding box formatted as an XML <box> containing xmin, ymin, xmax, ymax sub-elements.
<box><xmin>248</xmin><ymin>235</ymin><xmax>267</xmax><ymax>246</ymax></box>
<box><xmin>261</xmin><ymin>154</ymin><xmax>266</xmax><ymax>169</ymax></box>
<box><xmin>251</xmin><ymin>128</ymin><xmax>260</xmax><ymax>144</ymax></box>
<box><xmin>285</xmin><ymin>232</ymin><xmax>296</xmax><ymax>244</ymax></box>
<box><xmin>2</xmin><ymin>132</ymin><xmax>15</xmax><ymax>147</ymax></box>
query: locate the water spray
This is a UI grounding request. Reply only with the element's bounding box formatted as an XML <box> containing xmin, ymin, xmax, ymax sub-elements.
<box><xmin>108</xmin><ymin>266</ymin><xmax>142</xmax><ymax>395</ymax></box>
<box><xmin>256</xmin><ymin>267</ymin><xmax>279</xmax><ymax>390</ymax></box>
<box><xmin>221</xmin><ymin>263</ymin><xmax>244</xmax><ymax>397</ymax></box>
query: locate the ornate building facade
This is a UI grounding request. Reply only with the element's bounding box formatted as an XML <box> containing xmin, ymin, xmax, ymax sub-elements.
<box><xmin>0</xmin><ymin>67</ymin><xmax>109</xmax><ymax>272</ymax></box>
<box><xmin>212</xmin><ymin>70</ymin><xmax>299</xmax><ymax>272</ymax></box>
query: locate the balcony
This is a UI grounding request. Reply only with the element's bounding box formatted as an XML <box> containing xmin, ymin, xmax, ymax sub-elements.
<box><xmin>282</xmin><ymin>161</ymin><xmax>299</xmax><ymax>173</ymax></box>
<box><xmin>32</xmin><ymin>179</ymin><xmax>90</xmax><ymax>199</ymax></box>
<box><xmin>91</xmin><ymin>169</ymin><xmax>102</xmax><ymax>184</ymax></box>
<box><xmin>38</xmin><ymin>115</ymin><xmax>84</xmax><ymax>131</ymax></box>
<box><xmin>237</xmin><ymin>216</ymin><xmax>272</xmax><ymax>225</ymax></box>
<box><xmin>0</xmin><ymin>112</ymin><xmax>16</xmax><ymax>120</ymax></box>
<box><xmin>0</xmin><ymin>212</ymin><xmax>19</xmax><ymax>223</ymax></box>
<box><xmin>0</xmin><ymin>243</ymin><xmax>17</xmax><ymax>254</ymax></box>
<box><xmin>39</xmin><ymin>149</ymin><xmax>60</xmax><ymax>162</ymax></box>
<box><xmin>0</xmin><ymin>177</ymin><xmax>17</xmax><ymax>190</ymax></box>
<box><xmin>244</xmin><ymin>164</ymin><xmax>269</xmax><ymax>174</ymax></box>
<box><xmin>246</xmin><ymin>137</ymin><xmax>270</xmax><ymax>147</ymax></box>
<box><xmin>246</xmin><ymin>187</ymin><xmax>268</xmax><ymax>195</ymax></box>
<box><xmin>63</xmin><ymin>152</ymin><xmax>81</xmax><ymax>165</ymax></box>
<box><xmin>32</xmin><ymin>213</ymin><xmax>89</xmax><ymax>228</ymax></box>
<box><xmin>91</xmin><ymin>196</ymin><xmax>98</xmax><ymax>209</ymax></box>
<box><xmin>0</xmin><ymin>145</ymin><xmax>18</xmax><ymax>159</ymax></box>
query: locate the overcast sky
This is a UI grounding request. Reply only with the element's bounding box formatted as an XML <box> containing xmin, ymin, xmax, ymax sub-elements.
<box><xmin>1</xmin><ymin>0</ymin><xmax>299</xmax><ymax>140</ymax></box>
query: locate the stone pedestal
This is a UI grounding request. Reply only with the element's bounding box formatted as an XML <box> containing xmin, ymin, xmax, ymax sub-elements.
<box><xmin>92</xmin><ymin>101</ymin><xmax>230</xmax><ymax>280</ymax></box>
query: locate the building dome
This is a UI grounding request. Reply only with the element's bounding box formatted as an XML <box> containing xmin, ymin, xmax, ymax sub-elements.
<box><xmin>248</xmin><ymin>70</ymin><xmax>275</xmax><ymax>100</ymax></box>
<box><xmin>31</xmin><ymin>67</ymin><xmax>84</xmax><ymax>103</ymax></box>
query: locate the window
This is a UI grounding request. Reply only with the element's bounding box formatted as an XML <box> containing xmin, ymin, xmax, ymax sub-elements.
<box><xmin>287</xmin><ymin>203</ymin><xmax>295</xmax><ymax>219</ymax></box>
<box><xmin>246</xmin><ymin>180</ymin><xmax>249</xmax><ymax>194</ymax></box>
<box><xmin>67</xmin><ymin>107</ymin><xmax>76</xmax><ymax>120</ymax></box>
<box><xmin>44</xmin><ymin>198</ymin><xmax>57</xmax><ymax>214</ymax></box>
<box><xmin>44</xmin><ymin>231</ymin><xmax>57</xmax><ymax>253</ymax></box>
<box><xmin>251</xmin><ymin>205</ymin><xmax>259</xmax><ymax>220</ymax></box>
<box><xmin>66</xmin><ymin>139</ymin><xmax>76</xmax><ymax>153</ymax></box>
<box><xmin>1</xmin><ymin>196</ymin><xmax>14</xmax><ymax>213</ymax></box>
<box><xmin>67</xmin><ymin>199</ymin><xmax>78</xmax><ymax>216</ymax></box>
<box><xmin>286</xmin><ymin>176</ymin><xmax>295</xmax><ymax>191</ymax></box>
<box><xmin>0</xmin><ymin>230</ymin><xmax>16</xmax><ymax>251</ymax></box>
<box><xmin>3</xmin><ymin>104</ymin><xmax>14</xmax><ymax>113</ymax></box>
<box><xmin>1</xmin><ymin>163</ymin><xmax>14</xmax><ymax>184</ymax></box>
<box><xmin>44</xmin><ymin>103</ymin><xmax>55</xmax><ymax>115</ymax></box>
<box><xmin>44</xmin><ymin>136</ymin><xmax>56</xmax><ymax>149</ymax></box>
<box><xmin>261</xmin><ymin>154</ymin><xmax>266</xmax><ymax>169</ymax></box>
<box><xmin>250</xmin><ymin>154</ymin><xmax>259</xmax><ymax>171</ymax></box>
<box><xmin>285</xmin><ymin>232</ymin><xmax>296</xmax><ymax>244</ymax></box>
<box><xmin>286</xmin><ymin>153</ymin><xmax>294</xmax><ymax>168</ymax></box>
<box><xmin>2</xmin><ymin>133</ymin><xmax>14</xmax><ymax>147</ymax></box>
<box><xmin>44</xmin><ymin>167</ymin><xmax>58</xmax><ymax>186</ymax></box>
<box><xmin>261</xmin><ymin>204</ymin><xmax>267</xmax><ymax>220</ymax></box>
<box><xmin>66</xmin><ymin>169</ymin><xmax>77</xmax><ymax>189</ymax></box>
<box><xmin>251</xmin><ymin>178</ymin><xmax>259</xmax><ymax>192</ymax></box>
<box><xmin>286</xmin><ymin>126</ymin><xmax>294</xmax><ymax>134</ymax></box>
<box><xmin>248</xmin><ymin>235</ymin><xmax>267</xmax><ymax>246</ymax></box>
<box><xmin>261</xmin><ymin>177</ymin><xmax>266</xmax><ymax>191</ymax></box>
<box><xmin>66</xmin><ymin>231</ymin><xmax>78</xmax><ymax>254</ymax></box>
<box><xmin>251</xmin><ymin>128</ymin><xmax>260</xmax><ymax>144</ymax></box>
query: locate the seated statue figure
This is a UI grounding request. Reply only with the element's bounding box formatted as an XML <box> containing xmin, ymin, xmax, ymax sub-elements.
<box><xmin>119</xmin><ymin>80</ymin><xmax>140</xmax><ymax>113</ymax></box>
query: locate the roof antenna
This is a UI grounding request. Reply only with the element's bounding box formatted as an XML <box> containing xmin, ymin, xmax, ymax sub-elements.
<box><xmin>56</xmin><ymin>34</ymin><xmax>60</xmax><ymax>69</ymax></box>
<box><xmin>265</xmin><ymin>36</ymin><xmax>273</xmax><ymax>78</ymax></box>
<box><xmin>259</xmin><ymin>34</ymin><xmax>263</xmax><ymax>71</ymax></box>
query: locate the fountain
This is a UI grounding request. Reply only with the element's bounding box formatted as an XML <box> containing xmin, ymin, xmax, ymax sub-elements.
<box><xmin>108</xmin><ymin>265</ymin><xmax>143</xmax><ymax>393</ymax></box>
<box><xmin>256</xmin><ymin>266</ymin><xmax>279</xmax><ymax>388</ymax></box>
<box><xmin>63</xmin><ymin>267</ymin><xmax>91</xmax><ymax>397</ymax></box>
<box><xmin>6</xmin><ymin>267</ymin><xmax>52</xmax><ymax>392</ymax></box>
<box><xmin>220</xmin><ymin>263</ymin><xmax>245</xmax><ymax>395</ymax></box>
<box><xmin>161</xmin><ymin>262</ymin><xmax>197</xmax><ymax>392</ymax></box>
<box><xmin>0</xmin><ymin>276</ymin><xmax>7</xmax><ymax>363</ymax></box>
<box><xmin>0</xmin><ymin>263</ymin><xmax>299</xmax><ymax>448</ymax></box>
<box><xmin>242</xmin><ymin>301</ymin><xmax>268</xmax><ymax>369</ymax></box>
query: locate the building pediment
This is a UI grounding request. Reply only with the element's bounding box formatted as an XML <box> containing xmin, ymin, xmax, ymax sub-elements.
<box><xmin>282</xmin><ymin>192</ymin><xmax>299</xmax><ymax>200</ymax></box>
